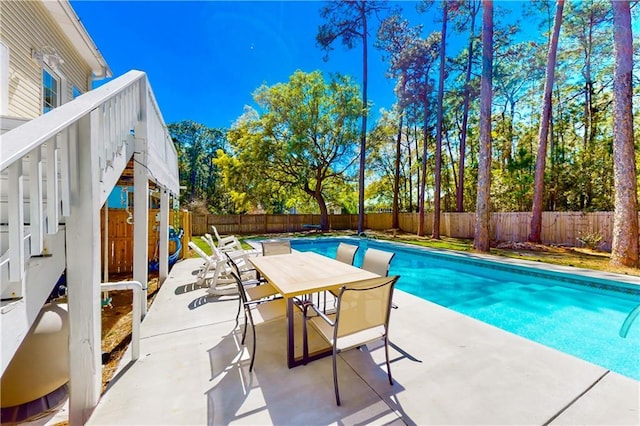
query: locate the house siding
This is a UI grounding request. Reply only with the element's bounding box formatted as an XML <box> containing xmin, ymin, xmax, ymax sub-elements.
<box><xmin>0</xmin><ymin>0</ymin><xmax>93</xmax><ymax>120</ymax></box>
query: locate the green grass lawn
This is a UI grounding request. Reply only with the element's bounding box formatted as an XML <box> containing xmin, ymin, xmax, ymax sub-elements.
<box><xmin>189</xmin><ymin>230</ymin><xmax>639</xmax><ymax>277</ymax></box>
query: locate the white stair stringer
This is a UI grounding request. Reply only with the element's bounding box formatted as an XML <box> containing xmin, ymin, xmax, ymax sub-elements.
<box><xmin>1</xmin><ymin>228</ymin><xmax>66</xmax><ymax>376</ymax></box>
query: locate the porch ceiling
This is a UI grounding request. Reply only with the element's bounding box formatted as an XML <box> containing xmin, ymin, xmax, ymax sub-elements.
<box><xmin>116</xmin><ymin>159</ymin><xmax>159</xmax><ymax>190</ymax></box>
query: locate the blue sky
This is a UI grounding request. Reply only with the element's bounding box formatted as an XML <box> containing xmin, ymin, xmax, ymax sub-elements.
<box><xmin>71</xmin><ymin>1</ymin><xmax>621</xmax><ymax>131</ymax></box>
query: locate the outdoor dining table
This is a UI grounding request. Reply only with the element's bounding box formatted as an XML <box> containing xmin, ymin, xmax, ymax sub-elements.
<box><xmin>249</xmin><ymin>251</ymin><xmax>380</xmax><ymax>368</ymax></box>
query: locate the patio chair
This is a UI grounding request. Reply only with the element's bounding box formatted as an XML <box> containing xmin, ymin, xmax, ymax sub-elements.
<box><xmin>314</xmin><ymin>242</ymin><xmax>360</xmax><ymax>312</ymax></box>
<box><xmin>261</xmin><ymin>240</ymin><xmax>291</xmax><ymax>256</ymax></box>
<box><xmin>361</xmin><ymin>248</ymin><xmax>398</xmax><ymax>309</ymax></box>
<box><xmin>230</xmin><ymin>270</ymin><xmax>286</xmax><ymax>372</ymax></box>
<box><xmin>335</xmin><ymin>242</ymin><xmax>358</xmax><ymax>265</ymax></box>
<box><xmin>361</xmin><ymin>248</ymin><xmax>395</xmax><ymax>277</ymax></box>
<box><xmin>225</xmin><ymin>252</ymin><xmax>280</xmax><ymax>329</ymax></box>
<box><xmin>302</xmin><ymin>275</ymin><xmax>400</xmax><ymax>405</ymax></box>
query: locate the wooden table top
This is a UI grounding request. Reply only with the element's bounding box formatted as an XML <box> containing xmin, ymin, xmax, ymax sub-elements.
<box><xmin>249</xmin><ymin>251</ymin><xmax>380</xmax><ymax>298</ymax></box>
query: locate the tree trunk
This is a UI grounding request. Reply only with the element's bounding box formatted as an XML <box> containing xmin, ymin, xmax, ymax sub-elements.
<box><xmin>529</xmin><ymin>0</ymin><xmax>564</xmax><ymax>243</ymax></box>
<box><xmin>357</xmin><ymin>6</ymin><xmax>368</xmax><ymax>234</ymax></box>
<box><xmin>418</xmin><ymin>97</ymin><xmax>429</xmax><ymax>237</ymax></box>
<box><xmin>392</xmin><ymin>113</ymin><xmax>403</xmax><ymax>229</ymax></box>
<box><xmin>610</xmin><ymin>0</ymin><xmax>639</xmax><ymax>268</ymax></box>
<box><xmin>581</xmin><ymin>19</ymin><xmax>594</xmax><ymax>210</ymax></box>
<box><xmin>414</xmin><ymin>122</ymin><xmax>421</xmax><ymax>212</ymax></box>
<box><xmin>457</xmin><ymin>1</ymin><xmax>479</xmax><ymax>213</ymax></box>
<box><xmin>473</xmin><ymin>0</ymin><xmax>493</xmax><ymax>252</ymax></box>
<box><xmin>316</xmin><ymin>192</ymin><xmax>330</xmax><ymax>231</ymax></box>
<box><xmin>433</xmin><ymin>2</ymin><xmax>448</xmax><ymax>240</ymax></box>
<box><xmin>407</xmin><ymin>126</ymin><xmax>413</xmax><ymax>212</ymax></box>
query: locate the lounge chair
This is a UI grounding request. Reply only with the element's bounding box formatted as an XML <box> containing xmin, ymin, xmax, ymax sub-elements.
<box><xmin>201</xmin><ymin>233</ymin><xmax>218</xmax><ymax>253</ymax></box>
<box><xmin>211</xmin><ymin>225</ymin><xmax>243</xmax><ymax>252</ymax></box>
<box><xmin>188</xmin><ymin>242</ymin><xmax>254</xmax><ymax>295</ymax></box>
<box><xmin>302</xmin><ymin>275</ymin><xmax>400</xmax><ymax>405</ymax></box>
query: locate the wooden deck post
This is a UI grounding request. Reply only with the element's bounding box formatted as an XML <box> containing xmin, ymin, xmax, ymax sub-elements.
<box><xmin>133</xmin><ymin>146</ymin><xmax>149</xmax><ymax>317</ymax></box>
<box><xmin>66</xmin><ymin>113</ymin><xmax>101</xmax><ymax>425</ymax></box>
<box><xmin>133</xmin><ymin>78</ymin><xmax>149</xmax><ymax>317</ymax></box>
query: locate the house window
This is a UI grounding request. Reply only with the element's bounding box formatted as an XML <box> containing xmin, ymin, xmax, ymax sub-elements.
<box><xmin>42</xmin><ymin>67</ymin><xmax>60</xmax><ymax>113</ymax></box>
<box><xmin>72</xmin><ymin>86</ymin><xmax>82</xmax><ymax>99</ymax></box>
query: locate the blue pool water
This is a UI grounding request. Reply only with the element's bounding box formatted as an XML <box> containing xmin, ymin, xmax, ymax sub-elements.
<box><xmin>290</xmin><ymin>237</ymin><xmax>640</xmax><ymax>380</ymax></box>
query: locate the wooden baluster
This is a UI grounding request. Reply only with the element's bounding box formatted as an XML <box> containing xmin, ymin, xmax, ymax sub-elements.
<box><xmin>45</xmin><ymin>137</ymin><xmax>59</xmax><ymax>234</ymax></box>
<box><xmin>60</xmin><ymin>125</ymin><xmax>73</xmax><ymax>217</ymax></box>
<box><xmin>29</xmin><ymin>146</ymin><xmax>44</xmax><ymax>254</ymax></box>
<box><xmin>8</xmin><ymin>161</ymin><xmax>25</xmax><ymax>286</ymax></box>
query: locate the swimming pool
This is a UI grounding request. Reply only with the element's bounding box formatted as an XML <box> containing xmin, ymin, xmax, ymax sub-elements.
<box><xmin>289</xmin><ymin>237</ymin><xmax>640</xmax><ymax>380</ymax></box>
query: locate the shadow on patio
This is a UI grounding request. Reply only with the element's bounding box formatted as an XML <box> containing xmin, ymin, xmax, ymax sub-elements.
<box><xmin>87</xmin><ymin>257</ymin><xmax>639</xmax><ymax>425</ymax></box>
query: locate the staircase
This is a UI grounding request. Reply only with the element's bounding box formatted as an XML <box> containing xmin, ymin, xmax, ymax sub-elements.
<box><xmin>0</xmin><ymin>69</ymin><xmax>179</xmax><ymax>423</ymax></box>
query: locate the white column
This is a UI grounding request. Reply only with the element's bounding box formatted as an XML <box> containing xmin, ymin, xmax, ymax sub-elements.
<box><xmin>159</xmin><ymin>189</ymin><xmax>169</xmax><ymax>283</ymax></box>
<box><xmin>133</xmin><ymin>80</ymin><xmax>149</xmax><ymax>317</ymax></box>
<box><xmin>66</xmin><ymin>112</ymin><xmax>101</xmax><ymax>425</ymax></box>
<box><xmin>103</xmin><ymin>205</ymin><xmax>109</xmax><ymax>283</ymax></box>
<box><xmin>133</xmin><ymin>155</ymin><xmax>148</xmax><ymax>317</ymax></box>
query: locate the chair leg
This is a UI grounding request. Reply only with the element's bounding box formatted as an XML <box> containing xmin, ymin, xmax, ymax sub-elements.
<box><xmin>302</xmin><ymin>305</ymin><xmax>311</xmax><ymax>364</ymax></box>
<box><xmin>235</xmin><ymin>297</ymin><xmax>241</xmax><ymax>329</ymax></box>
<box><xmin>249</xmin><ymin>318</ymin><xmax>257</xmax><ymax>372</ymax></box>
<box><xmin>332</xmin><ymin>348</ymin><xmax>341</xmax><ymax>406</ymax></box>
<box><xmin>241</xmin><ymin>309</ymin><xmax>248</xmax><ymax>344</ymax></box>
<box><xmin>384</xmin><ymin>336</ymin><xmax>393</xmax><ymax>386</ymax></box>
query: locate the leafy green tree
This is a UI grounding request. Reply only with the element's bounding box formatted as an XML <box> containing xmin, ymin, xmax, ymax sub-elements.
<box><xmin>393</xmin><ymin>31</ymin><xmax>440</xmax><ymax>236</ymax></box>
<box><xmin>367</xmin><ymin>111</ymin><xmax>399</xmax><ymax>211</ymax></box>
<box><xmin>432</xmin><ymin>1</ymin><xmax>449</xmax><ymax>239</ymax></box>
<box><xmin>529</xmin><ymin>0</ymin><xmax>564</xmax><ymax>243</ymax></box>
<box><xmin>450</xmin><ymin>0</ymin><xmax>481</xmax><ymax>212</ymax></box>
<box><xmin>222</xmin><ymin>71</ymin><xmax>363</xmax><ymax>230</ymax></box>
<box><xmin>376</xmin><ymin>13</ymin><xmax>422</xmax><ymax>228</ymax></box>
<box><xmin>317</xmin><ymin>0</ymin><xmax>391</xmax><ymax>233</ymax></box>
<box><xmin>562</xmin><ymin>0</ymin><xmax>613</xmax><ymax>210</ymax></box>
<box><xmin>168</xmin><ymin>120</ymin><xmax>228</xmax><ymax>212</ymax></box>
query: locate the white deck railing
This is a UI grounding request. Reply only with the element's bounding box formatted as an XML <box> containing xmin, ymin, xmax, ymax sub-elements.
<box><xmin>0</xmin><ymin>70</ymin><xmax>179</xmax><ymax>300</ymax></box>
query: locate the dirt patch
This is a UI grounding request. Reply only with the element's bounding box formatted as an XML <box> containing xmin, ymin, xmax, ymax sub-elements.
<box><xmin>100</xmin><ymin>275</ymin><xmax>160</xmax><ymax>393</ymax></box>
<box><xmin>495</xmin><ymin>241</ymin><xmax>573</xmax><ymax>253</ymax></box>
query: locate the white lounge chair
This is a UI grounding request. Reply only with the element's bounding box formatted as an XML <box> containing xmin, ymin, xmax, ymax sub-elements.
<box><xmin>212</xmin><ymin>226</ymin><xmax>243</xmax><ymax>252</ymax></box>
<box><xmin>188</xmin><ymin>242</ymin><xmax>255</xmax><ymax>295</ymax></box>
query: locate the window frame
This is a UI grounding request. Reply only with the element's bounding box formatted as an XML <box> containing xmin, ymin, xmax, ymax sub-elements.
<box><xmin>42</xmin><ymin>65</ymin><xmax>61</xmax><ymax>114</ymax></box>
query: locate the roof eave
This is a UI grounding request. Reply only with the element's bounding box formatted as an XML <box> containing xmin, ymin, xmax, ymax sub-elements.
<box><xmin>41</xmin><ymin>0</ymin><xmax>112</xmax><ymax>80</ymax></box>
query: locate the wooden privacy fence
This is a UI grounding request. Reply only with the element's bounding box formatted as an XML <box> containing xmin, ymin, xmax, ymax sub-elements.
<box><xmin>194</xmin><ymin>211</ymin><xmax>638</xmax><ymax>251</ymax></box>
<box><xmin>192</xmin><ymin>213</ymin><xmax>361</xmax><ymax>236</ymax></box>
<box><xmin>100</xmin><ymin>208</ymin><xmax>192</xmax><ymax>275</ymax></box>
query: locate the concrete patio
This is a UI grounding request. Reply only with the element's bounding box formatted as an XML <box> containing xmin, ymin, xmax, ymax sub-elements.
<box><xmin>87</xmin><ymin>257</ymin><xmax>639</xmax><ymax>425</ymax></box>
